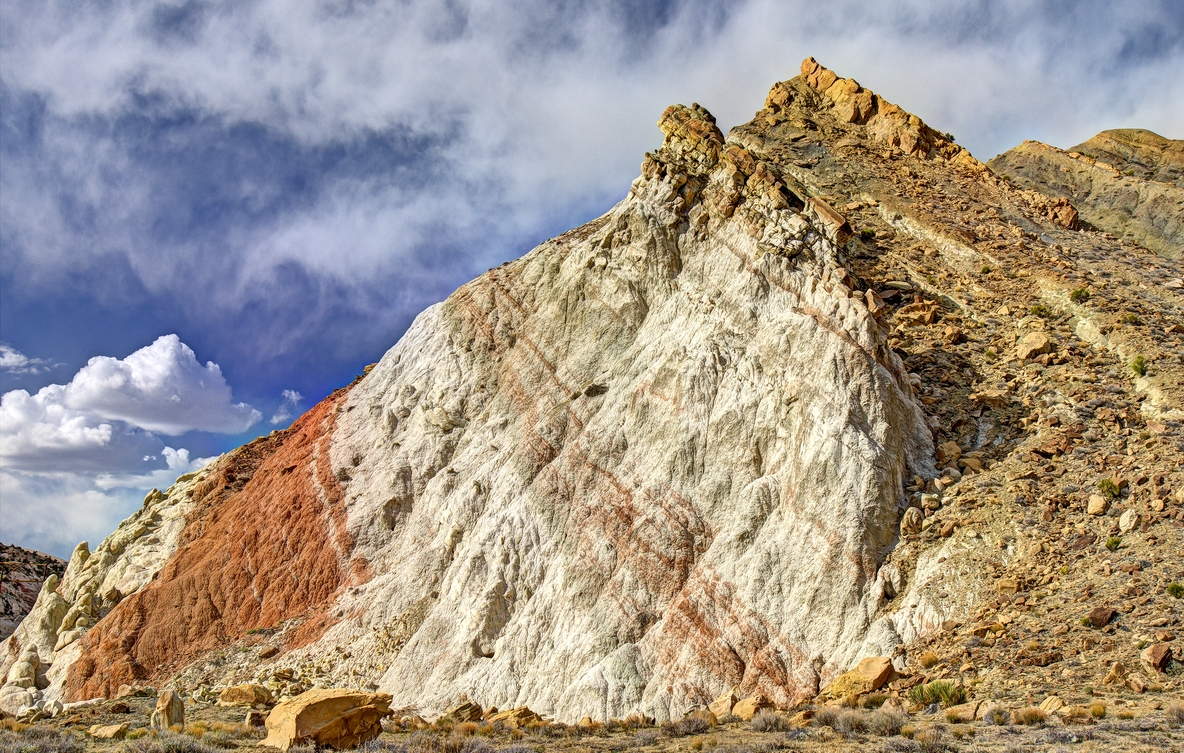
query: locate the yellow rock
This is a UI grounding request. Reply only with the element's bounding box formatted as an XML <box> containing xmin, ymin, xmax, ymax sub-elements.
<box><xmin>218</xmin><ymin>683</ymin><xmax>273</xmax><ymax>707</ymax></box>
<box><xmin>731</xmin><ymin>695</ymin><xmax>774</xmax><ymax>721</ymax></box>
<box><xmin>824</xmin><ymin>656</ymin><xmax>895</xmax><ymax>697</ymax></box>
<box><xmin>487</xmin><ymin>706</ymin><xmax>541</xmax><ymax>729</ymax></box>
<box><xmin>260</xmin><ymin>688</ymin><xmax>392</xmax><ymax>751</ymax></box>
<box><xmin>89</xmin><ymin>723</ymin><xmax>129</xmax><ymax>740</ymax></box>
<box><xmin>708</xmin><ymin>687</ymin><xmax>739</xmax><ymax>719</ymax></box>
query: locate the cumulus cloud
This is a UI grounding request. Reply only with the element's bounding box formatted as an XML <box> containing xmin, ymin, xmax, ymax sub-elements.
<box><xmin>0</xmin><ymin>336</ymin><xmax>247</xmax><ymax>553</ymax></box>
<box><xmin>2</xmin><ymin>334</ymin><xmax>257</xmax><ymax>471</ymax></box>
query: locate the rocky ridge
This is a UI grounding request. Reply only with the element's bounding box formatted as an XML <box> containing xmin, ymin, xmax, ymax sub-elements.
<box><xmin>989</xmin><ymin>128</ymin><xmax>1183</xmax><ymax>256</ymax></box>
<box><xmin>1</xmin><ymin>56</ymin><xmax>1182</xmax><ymax>742</ymax></box>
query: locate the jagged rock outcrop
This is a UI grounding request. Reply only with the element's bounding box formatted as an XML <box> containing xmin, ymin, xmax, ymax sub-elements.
<box><xmin>988</xmin><ymin>129</ymin><xmax>1183</xmax><ymax>255</ymax></box>
<box><xmin>0</xmin><ymin>544</ymin><xmax>64</xmax><ymax>641</ymax></box>
<box><xmin>5</xmin><ymin>56</ymin><xmax>1181</xmax><ymax>727</ymax></box>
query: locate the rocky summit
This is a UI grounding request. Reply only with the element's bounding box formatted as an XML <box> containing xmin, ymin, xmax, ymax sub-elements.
<box><xmin>2</xmin><ymin>58</ymin><xmax>1182</xmax><ymax>751</ymax></box>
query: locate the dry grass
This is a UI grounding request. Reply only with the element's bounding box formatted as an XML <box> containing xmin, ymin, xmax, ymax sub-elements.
<box><xmin>749</xmin><ymin>710</ymin><xmax>789</xmax><ymax>732</ymax></box>
<box><xmin>918</xmin><ymin>651</ymin><xmax>941</xmax><ymax>669</ymax></box>
<box><xmin>980</xmin><ymin>704</ymin><xmax>1009</xmax><ymax>726</ymax></box>
<box><xmin>1014</xmin><ymin>707</ymin><xmax>1046</xmax><ymax>726</ymax></box>
<box><xmin>1168</xmin><ymin>702</ymin><xmax>1184</xmax><ymax>725</ymax></box>
<box><xmin>1090</xmin><ymin>700</ymin><xmax>1107</xmax><ymax>719</ymax></box>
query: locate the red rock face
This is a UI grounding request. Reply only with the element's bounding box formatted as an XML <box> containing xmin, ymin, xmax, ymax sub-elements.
<box><xmin>65</xmin><ymin>387</ymin><xmax>365</xmax><ymax>701</ymax></box>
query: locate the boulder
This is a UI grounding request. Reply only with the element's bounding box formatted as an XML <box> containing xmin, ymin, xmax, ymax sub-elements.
<box><xmin>150</xmin><ymin>689</ymin><xmax>185</xmax><ymax>730</ymax></box>
<box><xmin>1087</xmin><ymin>496</ymin><xmax>1109</xmax><ymax>516</ymax></box>
<box><xmin>1103</xmin><ymin>661</ymin><xmax>1127</xmax><ymax>686</ymax></box>
<box><xmin>1118</xmin><ymin>509</ymin><xmax>1141</xmax><ymax>533</ymax></box>
<box><xmin>1087</xmin><ymin>607</ymin><xmax>1116</xmax><ymax>629</ymax></box>
<box><xmin>824</xmin><ymin>656</ymin><xmax>895</xmax><ymax>697</ymax></box>
<box><xmin>945</xmin><ymin>700</ymin><xmax>979</xmax><ymax>723</ymax></box>
<box><xmin>1039</xmin><ymin>696</ymin><xmax>1063</xmax><ymax>713</ymax></box>
<box><xmin>900</xmin><ymin>507</ymin><xmax>924</xmax><ymax>536</ymax></box>
<box><xmin>441</xmin><ymin>700</ymin><xmax>483</xmax><ymax>723</ymax></box>
<box><xmin>708</xmin><ymin>687</ymin><xmax>739</xmax><ymax>719</ymax></box>
<box><xmin>260</xmin><ymin>688</ymin><xmax>393</xmax><ymax>751</ymax></box>
<box><xmin>486</xmin><ymin>706</ymin><xmax>541</xmax><ymax>729</ymax></box>
<box><xmin>1016</xmin><ymin>332</ymin><xmax>1052</xmax><ymax>361</ymax></box>
<box><xmin>731</xmin><ymin>695</ymin><xmax>774</xmax><ymax>721</ymax></box>
<box><xmin>1141</xmin><ymin>643</ymin><xmax>1172</xmax><ymax>674</ymax></box>
<box><xmin>245</xmin><ymin>709</ymin><xmax>268</xmax><ymax>727</ymax></box>
<box><xmin>218</xmin><ymin>683</ymin><xmax>273</xmax><ymax>707</ymax></box>
<box><xmin>89</xmin><ymin>723</ymin><xmax>130</xmax><ymax>740</ymax></box>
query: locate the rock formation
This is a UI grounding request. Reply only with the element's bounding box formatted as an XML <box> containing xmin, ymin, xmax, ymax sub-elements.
<box><xmin>0</xmin><ymin>544</ymin><xmax>65</xmax><ymax>641</ymax></box>
<box><xmin>989</xmin><ymin>129</ymin><xmax>1183</xmax><ymax>255</ymax></box>
<box><xmin>2</xmin><ymin>56</ymin><xmax>1182</xmax><ymax>730</ymax></box>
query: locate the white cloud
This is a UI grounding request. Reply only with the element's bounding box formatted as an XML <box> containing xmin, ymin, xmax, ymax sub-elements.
<box><xmin>0</xmin><ymin>343</ymin><xmax>56</xmax><ymax>374</ymax></box>
<box><xmin>269</xmin><ymin>388</ymin><xmax>303</xmax><ymax>425</ymax></box>
<box><xmin>60</xmin><ymin>334</ymin><xmax>260</xmax><ymax>435</ymax></box>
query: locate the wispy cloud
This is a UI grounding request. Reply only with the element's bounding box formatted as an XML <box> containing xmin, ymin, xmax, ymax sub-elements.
<box><xmin>269</xmin><ymin>388</ymin><xmax>303</xmax><ymax>425</ymax></box>
<box><xmin>0</xmin><ymin>343</ymin><xmax>58</xmax><ymax>375</ymax></box>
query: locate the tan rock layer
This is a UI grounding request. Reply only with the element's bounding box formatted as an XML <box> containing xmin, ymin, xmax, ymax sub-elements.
<box><xmin>63</xmin><ymin>388</ymin><xmax>362</xmax><ymax>700</ymax></box>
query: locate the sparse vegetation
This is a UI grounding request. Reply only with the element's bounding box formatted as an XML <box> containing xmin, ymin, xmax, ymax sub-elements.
<box><xmin>980</xmin><ymin>704</ymin><xmax>1009</xmax><ymax>726</ymax></box>
<box><xmin>125</xmin><ymin>731</ymin><xmax>223</xmax><ymax>753</ymax></box>
<box><xmin>1098</xmin><ymin>478</ymin><xmax>1120</xmax><ymax>500</ymax></box>
<box><xmin>980</xmin><ymin>264</ymin><xmax>992</xmax><ymax>274</ymax></box>
<box><xmin>1117</xmin><ymin>710</ymin><xmax>1135</xmax><ymax>720</ymax></box>
<box><xmin>862</xmin><ymin>693</ymin><xmax>887</xmax><ymax>709</ymax></box>
<box><xmin>1167</xmin><ymin>582</ymin><xmax>1184</xmax><ymax>598</ymax></box>
<box><xmin>908</xmin><ymin>680</ymin><xmax>966</xmax><ymax>708</ymax></box>
<box><xmin>1106</xmin><ymin>536</ymin><xmax>1122</xmax><ymax>552</ymax></box>
<box><xmin>1130</xmin><ymin>354</ymin><xmax>1148</xmax><ymax>377</ymax></box>
<box><xmin>1121</xmin><ymin>312</ymin><xmax>1141</xmax><ymax>324</ymax></box>
<box><xmin>1090</xmin><ymin>700</ymin><xmax>1107</xmax><ymax>719</ymax></box>
<box><xmin>1167</xmin><ymin>701</ymin><xmax>1184</xmax><ymax>725</ymax></box>
<box><xmin>749</xmin><ymin>710</ymin><xmax>789</xmax><ymax>732</ymax></box>
<box><xmin>861</xmin><ymin>228</ymin><xmax>876</xmax><ymax>241</ymax></box>
<box><xmin>0</xmin><ymin>727</ymin><xmax>84</xmax><ymax>753</ymax></box>
<box><xmin>660</xmin><ymin>717</ymin><xmax>709</xmax><ymax>738</ymax></box>
<box><xmin>918</xmin><ymin>650</ymin><xmax>941</xmax><ymax>669</ymax></box>
<box><xmin>1015</xmin><ymin>707</ymin><xmax>1046</xmax><ymax>725</ymax></box>
<box><xmin>1030</xmin><ymin>304</ymin><xmax>1054</xmax><ymax>318</ymax></box>
<box><xmin>1070</xmin><ymin>287</ymin><xmax>1091</xmax><ymax>303</ymax></box>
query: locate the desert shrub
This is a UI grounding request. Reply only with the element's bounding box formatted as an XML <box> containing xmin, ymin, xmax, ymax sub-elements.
<box><xmin>1167</xmin><ymin>702</ymin><xmax>1184</xmax><ymax>725</ymax></box>
<box><xmin>882</xmin><ymin>738</ymin><xmax>921</xmax><ymax>753</ymax></box>
<box><xmin>660</xmin><ymin>717</ymin><xmax>709</xmax><ymax>738</ymax></box>
<box><xmin>749</xmin><ymin>710</ymin><xmax>789</xmax><ymax>732</ymax></box>
<box><xmin>861</xmin><ymin>229</ymin><xmax>876</xmax><ymax>241</ymax></box>
<box><xmin>1070</xmin><ymin>288</ymin><xmax>1090</xmax><ymax>303</ymax></box>
<box><xmin>455</xmin><ymin>722</ymin><xmax>478</xmax><ymax>736</ymax></box>
<box><xmin>1130</xmin><ymin>355</ymin><xmax>1148</xmax><ymax>377</ymax></box>
<box><xmin>1030</xmin><ymin>304</ymin><xmax>1054</xmax><ymax>319</ymax></box>
<box><xmin>918</xmin><ymin>652</ymin><xmax>940</xmax><ymax>669</ymax></box>
<box><xmin>907</xmin><ymin>681</ymin><xmax>965</xmax><ymax>708</ymax></box>
<box><xmin>980</xmin><ymin>704</ymin><xmax>1009</xmax><ymax>726</ymax></box>
<box><xmin>1014</xmin><ymin>707</ymin><xmax>1046</xmax><ymax>726</ymax></box>
<box><xmin>1167</xmin><ymin>582</ymin><xmax>1184</xmax><ymax>598</ymax></box>
<box><xmin>980</xmin><ymin>265</ymin><xmax>992</xmax><ymax>275</ymax></box>
<box><xmin>867</xmin><ymin>710</ymin><xmax>906</xmax><ymax>737</ymax></box>
<box><xmin>862</xmin><ymin>694</ymin><xmax>887</xmax><ymax>709</ymax></box>
<box><xmin>813</xmin><ymin>706</ymin><xmax>843</xmax><ymax>729</ymax></box>
<box><xmin>0</xmin><ymin>727</ymin><xmax>85</xmax><ymax>753</ymax></box>
<box><xmin>1116</xmin><ymin>710</ymin><xmax>1135</xmax><ymax>720</ymax></box>
<box><xmin>0</xmin><ymin>722</ymin><xmax>26</xmax><ymax>734</ymax></box>
<box><xmin>717</xmin><ymin>713</ymin><xmax>741</xmax><ymax>724</ymax></box>
<box><xmin>832</xmin><ymin>708</ymin><xmax>870</xmax><ymax>737</ymax></box>
<box><xmin>125</xmin><ymin>731</ymin><xmax>223</xmax><ymax>753</ymax></box>
<box><xmin>459</xmin><ymin>739</ymin><xmax>495</xmax><ymax>753</ymax></box>
<box><xmin>949</xmin><ymin>725</ymin><xmax>973</xmax><ymax>739</ymax></box>
<box><xmin>1090</xmin><ymin>701</ymin><xmax>1107</xmax><ymax>719</ymax></box>
<box><xmin>633</xmin><ymin>729</ymin><xmax>659</xmax><ymax>745</ymax></box>
<box><xmin>1121</xmin><ymin>312</ymin><xmax>1141</xmax><ymax>324</ymax></box>
<box><xmin>1106</xmin><ymin>537</ymin><xmax>1122</xmax><ymax>552</ymax></box>
<box><xmin>1097</xmin><ymin>478</ymin><xmax>1120</xmax><ymax>499</ymax></box>
<box><xmin>912</xmin><ymin>726</ymin><xmax>950</xmax><ymax>753</ymax></box>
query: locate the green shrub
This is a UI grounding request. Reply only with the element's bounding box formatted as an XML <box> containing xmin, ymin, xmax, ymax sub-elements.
<box><xmin>1121</xmin><ymin>312</ymin><xmax>1141</xmax><ymax>324</ymax></box>
<box><xmin>1106</xmin><ymin>537</ymin><xmax>1121</xmax><ymax>552</ymax></box>
<box><xmin>980</xmin><ymin>265</ymin><xmax>992</xmax><ymax>274</ymax></box>
<box><xmin>908</xmin><ymin>680</ymin><xmax>967</xmax><ymax>708</ymax></box>
<box><xmin>861</xmin><ymin>229</ymin><xmax>876</xmax><ymax>241</ymax></box>
<box><xmin>1030</xmin><ymin>304</ymin><xmax>1054</xmax><ymax>318</ymax></box>
<box><xmin>1098</xmin><ymin>478</ymin><xmax>1120</xmax><ymax>500</ymax></box>
<box><xmin>1167</xmin><ymin>582</ymin><xmax>1184</xmax><ymax>599</ymax></box>
<box><xmin>1070</xmin><ymin>287</ymin><xmax>1090</xmax><ymax>303</ymax></box>
<box><xmin>1130</xmin><ymin>355</ymin><xmax>1148</xmax><ymax>377</ymax></box>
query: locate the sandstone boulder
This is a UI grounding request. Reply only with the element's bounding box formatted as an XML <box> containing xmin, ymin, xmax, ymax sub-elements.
<box><xmin>824</xmin><ymin>656</ymin><xmax>895</xmax><ymax>698</ymax></box>
<box><xmin>1141</xmin><ymin>643</ymin><xmax>1172</xmax><ymax>674</ymax></box>
<box><xmin>218</xmin><ymin>683</ymin><xmax>273</xmax><ymax>707</ymax></box>
<box><xmin>708</xmin><ymin>687</ymin><xmax>740</xmax><ymax>719</ymax></box>
<box><xmin>1087</xmin><ymin>496</ymin><xmax>1109</xmax><ymax>516</ymax></box>
<box><xmin>261</xmin><ymin>688</ymin><xmax>392</xmax><ymax>751</ymax></box>
<box><xmin>1119</xmin><ymin>509</ymin><xmax>1140</xmax><ymax>533</ymax></box>
<box><xmin>900</xmin><ymin>507</ymin><xmax>924</xmax><ymax>536</ymax></box>
<box><xmin>486</xmin><ymin>706</ymin><xmax>541</xmax><ymax>729</ymax></box>
<box><xmin>730</xmin><ymin>695</ymin><xmax>773</xmax><ymax>721</ymax></box>
<box><xmin>89</xmin><ymin>723</ymin><xmax>129</xmax><ymax>740</ymax></box>
<box><xmin>441</xmin><ymin>700</ymin><xmax>483</xmax><ymax>723</ymax></box>
<box><xmin>150</xmin><ymin>689</ymin><xmax>184</xmax><ymax>730</ymax></box>
<box><xmin>1016</xmin><ymin>332</ymin><xmax>1052</xmax><ymax>361</ymax></box>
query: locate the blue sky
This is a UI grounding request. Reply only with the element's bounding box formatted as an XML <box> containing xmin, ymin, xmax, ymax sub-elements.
<box><xmin>2</xmin><ymin>0</ymin><xmax>1182</xmax><ymax>557</ymax></box>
